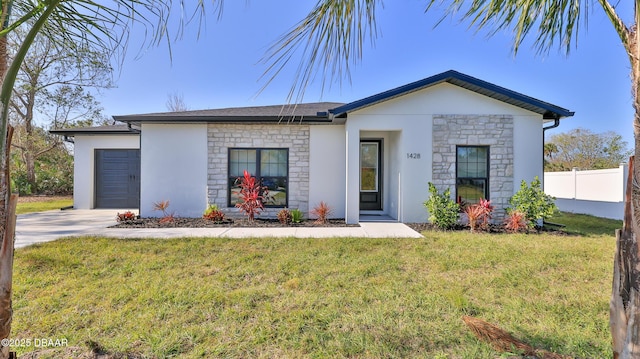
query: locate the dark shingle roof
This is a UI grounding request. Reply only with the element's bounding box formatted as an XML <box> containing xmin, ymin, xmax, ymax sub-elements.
<box><xmin>51</xmin><ymin>71</ymin><xmax>573</xmax><ymax>137</ymax></box>
<box><xmin>113</xmin><ymin>102</ymin><xmax>345</xmax><ymax>125</ymax></box>
<box><xmin>329</xmin><ymin>70</ymin><xmax>574</xmax><ymax>119</ymax></box>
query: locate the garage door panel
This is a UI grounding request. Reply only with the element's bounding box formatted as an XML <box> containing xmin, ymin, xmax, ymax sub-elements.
<box><xmin>95</xmin><ymin>149</ymin><xmax>140</xmax><ymax>208</ymax></box>
<box><xmin>102</xmin><ymin>164</ymin><xmax>129</xmax><ymax>171</ymax></box>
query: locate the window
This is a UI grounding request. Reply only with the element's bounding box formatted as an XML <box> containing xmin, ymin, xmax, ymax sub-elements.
<box><xmin>360</xmin><ymin>142</ymin><xmax>379</xmax><ymax>192</ymax></box>
<box><xmin>228</xmin><ymin>148</ymin><xmax>288</xmax><ymax>207</ymax></box>
<box><xmin>456</xmin><ymin>146</ymin><xmax>489</xmax><ymax>205</ymax></box>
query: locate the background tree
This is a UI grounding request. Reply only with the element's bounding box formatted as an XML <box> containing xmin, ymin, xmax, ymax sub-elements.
<box><xmin>10</xmin><ymin>128</ymin><xmax>73</xmax><ymax>195</ymax></box>
<box><xmin>8</xmin><ymin>27</ymin><xmax>112</xmax><ymax>194</ymax></box>
<box><xmin>545</xmin><ymin>128</ymin><xmax>632</xmax><ymax>171</ymax></box>
<box><xmin>166</xmin><ymin>92</ymin><xmax>189</xmax><ymax>112</ymax></box>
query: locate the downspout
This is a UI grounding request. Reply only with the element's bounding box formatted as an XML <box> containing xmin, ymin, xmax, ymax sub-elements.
<box><xmin>542</xmin><ymin>116</ymin><xmax>561</xmax><ymax>190</ymax></box>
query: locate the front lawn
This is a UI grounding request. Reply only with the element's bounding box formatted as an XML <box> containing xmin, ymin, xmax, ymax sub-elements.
<box><xmin>16</xmin><ymin>196</ymin><xmax>73</xmax><ymax>214</ymax></box>
<box><xmin>550</xmin><ymin>211</ymin><xmax>622</xmax><ymax>236</ymax></box>
<box><xmin>10</xmin><ymin>231</ymin><xmax>614</xmax><ymax>358</ymax></box>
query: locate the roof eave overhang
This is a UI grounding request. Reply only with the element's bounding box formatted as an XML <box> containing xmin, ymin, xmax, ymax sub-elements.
<box><xmin>49</xmin><ymin>129</ymin><xmax>141</xmax><ymax>137</ymax></box>
<box><xmin>329</xmin><ymin>70</ymin><xmax>575</xmax><ymax>120</ymax></box>
<box><xmin>113</xmin><ymin>116</ymin><xmax>334</xmax><ymax>126</ymax></box>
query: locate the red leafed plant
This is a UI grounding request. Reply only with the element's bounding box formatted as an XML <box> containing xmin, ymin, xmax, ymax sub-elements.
<box><xmin>504</xmin><ymin>210</ymin><xmax>528</xmax><ymax>233</ymax></box>
<box><xmin>235</xmin><ymin>170</ymin><xmax>268</xmax><ymax>222</ymax></box>
<box><xmin>116</xmin><ymin>211</ymin><xmax>136</xmax><ymax>222</ymax></box>
<box><xmin>464</xmin><ymin>199</ymin><xmax>494</xmax><ymax>232</ymax></box>
<box><xmin>464</xmin><ymin>205</ymin><xmax>486</xmax><ymax>232</ymax></box>
<box><xmin>153</xmin><ymin>200</ymin><xmax>175</xmax><ymax>224</ymax></box>
<box><xmin>277</xmin><ymin>208</ymin><xmax>292</xmax><ymax>224</ymax></box>
<box><xmin>203</xmin><ymin>204</ymin><xmax>225</xmax><ymax>223</ymax></box>
<box><xmin>310</xmin><ymin>201</ymin><xmax>332</xmax><ymax>225</ymax></box>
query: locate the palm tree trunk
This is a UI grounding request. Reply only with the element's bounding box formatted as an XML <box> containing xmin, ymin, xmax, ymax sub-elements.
<box><xmin>0</xmin><ymin>126</ymin><xmax>16</xmax><ymax>359</ymax></box>
<box><xmin>0</xmin><ymin>3</ymin><xmax>12</xmax><ymax>357</ymax></box>
<box><xmin>610</xmin><ymin>41</ymin><xmax>640</xmax><ymax>355</ymax></box>
<box><xmin>0</xmin><ymin>4</ymin><xmax>58</xmax><ymax>359</ymax></box>
<box><xmin>611</xmin><ymin>154</ymin><xmax>640</xmax><ymax>358</ymax></box>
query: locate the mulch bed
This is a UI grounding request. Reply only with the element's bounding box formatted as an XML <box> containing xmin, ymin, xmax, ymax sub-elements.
<box><xmin>404</xmin><ymin>222</ymin><xmax>570</xmax><ymax>235</ymax></box>
<box><xmin>110</xmin><ymin>217</ymin><xmax>569</xmax><ymax>235</ymax></box>
<box><xmin>111</xmin><ymin>217</ymin><xmax>360</xmax><ymax>228</ymax></box>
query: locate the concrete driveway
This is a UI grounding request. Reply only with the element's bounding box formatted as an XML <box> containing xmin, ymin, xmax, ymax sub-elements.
<box><xmin>15</xmin><ymin>209</ymin><xmax>122</xmax><ymax>248</ymax></box>
<box><xmin>15</xmin><ymin>209</ymin><xmax>423</xmax><ymax>249</ymax></box>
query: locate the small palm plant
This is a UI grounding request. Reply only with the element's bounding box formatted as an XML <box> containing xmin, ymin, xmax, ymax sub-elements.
<box><xmin>504</xmin><ymin>210</ymin><xmax>529</xmax><ymax>233</ymax></box>
<box><xmin>464</xmin><ymin>199</ymin><xmax>493</xmax><ymax>232</ymax></box>
<box><xmin>310</xmin><ymin>201</ymin><xmax>332</xmax><ymax>225</ymax></box>
<box><xmin>153</xmin><ymin>200</ymin><xmax>175</xmax><ymax>224</ymax></box>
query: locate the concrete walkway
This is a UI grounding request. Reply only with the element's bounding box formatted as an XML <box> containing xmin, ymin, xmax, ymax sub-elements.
<box><xmin>15</xmin><ymin>209</ymin><xmax>423</xmax><ymax>249</ymax></box>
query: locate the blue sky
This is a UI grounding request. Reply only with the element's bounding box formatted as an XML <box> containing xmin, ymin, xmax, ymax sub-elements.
<box><xmin>99</xmin><ymin>1</ymin><xmax>634</xmax><ymax>146</ymax></box>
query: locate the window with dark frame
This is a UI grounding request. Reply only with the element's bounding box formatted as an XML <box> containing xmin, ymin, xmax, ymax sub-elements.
<box><xmin>228</xmin><ymin>148</ymin><xmax>288</xmax><ymax>208</ymax></box>
<box><xmin>456</xmin><ymin>146</ymin><xmax>489</xmax><ymax>206</ymax></box>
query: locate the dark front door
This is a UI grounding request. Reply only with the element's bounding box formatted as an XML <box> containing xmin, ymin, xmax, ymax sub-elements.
<box><xmin>95</xmin><ymin>149</ymin><xmax>140</xmax><ymax>208</ymax></box>
<box><xmin>359</xmin><ymin>140</ymin><xmax>382</xmax><ymax>210</ymax></box>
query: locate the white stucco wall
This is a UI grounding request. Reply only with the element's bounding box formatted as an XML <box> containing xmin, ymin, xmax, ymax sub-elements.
<box><xmin>344</xmin><ymin>114</ymin><xmax>431</xmax><ymax>223</ymax></box>
<box><xmin>72</xmin><ymin>134</ymin><xmax>140</xmax><ymax>209</ymax></box>
<box><xmin>344</xmin><ymin>83</ymin><xmax>546</xmax><ymax>223</ymax></box>
<box><xmin>309</xmin><ymin>125</ymin><xmax>346</xmax><ymax>218</ymax></box>
<box><xmin>140</xmin><ymin>123</ymin><xmax>208</xmax><ymax>217</ymax></box>
<box><xmin>513</xmin><ymin>115</ymin><xmax>544</xmax><ymax>186</ymax></box>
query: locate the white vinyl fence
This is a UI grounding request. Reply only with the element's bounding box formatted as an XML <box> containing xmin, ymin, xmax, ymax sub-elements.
<box><xmin>544</xmin><ymin>164</ymin><xmax>628</xmax><ymax>220</ymax></box>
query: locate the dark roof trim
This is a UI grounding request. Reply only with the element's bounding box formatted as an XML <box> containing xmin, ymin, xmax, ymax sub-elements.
<box><xmin>49</xmin><ymin>125</ymin><xmax>140</xmax><ymax>137</ymax></box>
<box><xmin>329</xmin><ymin>70</ymin><xmax>575</xmax><ymax>119</ymax></box>
<box><xmin>112</xmin><ymin>102</ymin><xmax>343</xmax><ymax>125</ymax></box>
<box><xmin>112</xmin><ymin>116</ymin><xmax>333</xmax><ymax>126</ymax></box>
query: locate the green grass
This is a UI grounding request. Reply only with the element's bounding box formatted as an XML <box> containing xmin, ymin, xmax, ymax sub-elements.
<box><xmin>10</xmin><ymin>231</ymin><xmax>615</xmax><ymax>358</ymax></box>
<box><xmin>549</xmin><ymin>211</ymin><xmax>622</xmax><ymax>236</ymax></box>
<box><xmin>16</xmin><ymin>198</ymin><xmax>73</xmax><ymax>214</ymax></box>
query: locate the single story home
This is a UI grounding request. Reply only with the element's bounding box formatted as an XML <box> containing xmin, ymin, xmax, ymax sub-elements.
<box><xmin>51</xmin><ymin>70</ymin><xmax>574</xmax><ymax>224</ymax></box>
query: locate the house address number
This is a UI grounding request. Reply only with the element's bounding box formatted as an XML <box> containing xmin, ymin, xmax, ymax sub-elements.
<box><xmin>406</xmin><ymin>153</ymin><xmax>421</xmax><ymax>159</ymax></box>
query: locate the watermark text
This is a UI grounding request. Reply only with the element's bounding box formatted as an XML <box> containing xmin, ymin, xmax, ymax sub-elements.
<box><xmin>1</xmin><ymin>338</ymin><xmax>68</xmax><ymax>348</ymax></box>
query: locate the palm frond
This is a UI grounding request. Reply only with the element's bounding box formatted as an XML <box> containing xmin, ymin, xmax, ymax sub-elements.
<box><xmin>260</xmin><ymin>0</ymin><xmax>381</xmax><ymax>104</ymax></box>
<box><xmin>597</xmin><ymin>0</ymin><xmax>631</xmax><ymax>60</ymax></box>
<box><xmin>428</xmin><ymin>0</ymin><xmax>591</xmax><ymax>54</ymax></box>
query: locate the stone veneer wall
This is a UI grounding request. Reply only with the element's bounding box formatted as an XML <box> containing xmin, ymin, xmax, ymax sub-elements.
<box><xmin>207</xmin><ymin>124</ymin><xmax>310</xmax><ymax>218</ymax></box>
<box><xmin>432</xmin><ymin>115</ymin><xmax>514</xmax><ymax>218</ymax></box>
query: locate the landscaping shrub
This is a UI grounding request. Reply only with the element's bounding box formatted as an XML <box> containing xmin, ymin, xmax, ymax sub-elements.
<box><xmin>153</xmin><ymin>200</ymin><xmax>175</xmax><ymax>224</ymax></box>
<box><xmin>504</xmin><ymin>210</ymin><xmax>528</xmax><ymax>232</ymax></box>
<box><xmin>203</xmin><ymin>204</ymin><xmax>225</xmax><ymax>223</ymax></box>
<box><xmin>116</xmin><ymin>211</ymin><xmax>136</xmax><ymax>222</ymax></box>
<box><xmin>508</xmin><ymin>176</ymin><xmax>557</xmax><ymax>227</ymax></box>
<box><xmin>235</xmin><ymin>170</ymin><xmax>267</xmax><ymax>222</ymax></box>
<box><xmin>463</xmin><ymin>199</ymin><xmax>494</xmax><ymax>232</ymax></box>
<box><xmin>310</xmin><ymin>201</ymin><xmax>332</xmax><ymax>224</ymax></box>
<box><xmin>277</xmin><ymin>208</ymin><xmax>292</xmax><ymax>224</ymax></box>
<box><xmin>290</xmin><ymin>209</ymin><xmax>304</xmax><ymax>223</ymax></box>
<box><xmin>424</xmin><ymin>182</ymin><xmax>459</xmax><ymax>230</ymax></box>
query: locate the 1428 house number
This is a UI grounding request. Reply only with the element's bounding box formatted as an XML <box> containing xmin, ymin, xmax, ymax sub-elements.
<box><xmin>406</xmin><ymin>153</ymin><xmax>421</xmax><ymax>159</ymax></box>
